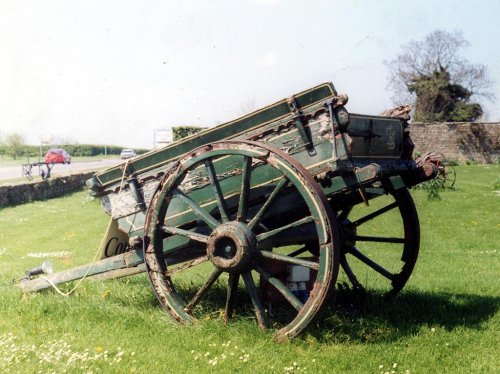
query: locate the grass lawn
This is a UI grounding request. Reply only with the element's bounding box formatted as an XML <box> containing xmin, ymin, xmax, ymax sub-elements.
<box><xmin>0</xmin><ymin>165</ymin><xmax>498</xmax><ymax>373</ymax></box>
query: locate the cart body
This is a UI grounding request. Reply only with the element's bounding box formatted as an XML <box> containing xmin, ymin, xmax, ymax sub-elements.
<box><xmin>21</xmin><ymin>82</ymin><xmax>437</xmax><ymax>339</ymax></box>
<box><xmin>87</xmin><ymin>82</ymin><xmax>425</xmax><ymax>252</ymax></box>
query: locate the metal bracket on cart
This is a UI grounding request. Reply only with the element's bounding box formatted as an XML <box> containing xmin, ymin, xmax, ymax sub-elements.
<box><xmin>287</xmin><ymin>96</ymin><xmax>316</xmax><ymax>156</ymax></box>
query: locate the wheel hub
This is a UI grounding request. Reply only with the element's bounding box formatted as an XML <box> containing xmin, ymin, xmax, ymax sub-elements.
<box><xmin>207</xmin><ymin>222</ymin><xmax>257</xmax><ymax>273</ymax></box>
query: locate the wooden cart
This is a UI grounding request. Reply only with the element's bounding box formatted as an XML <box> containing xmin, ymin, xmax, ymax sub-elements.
<box><xmin>20</xmin><ymin>82</ymin><xmax>437</xmax><ymax>340</ymax></box>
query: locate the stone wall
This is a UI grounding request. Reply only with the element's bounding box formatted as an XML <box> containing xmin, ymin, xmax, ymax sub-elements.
<box><xmin>409</xmin><ymin>122</ymin><xmax>500</xmax><ymax>163</ymax></box>
<box><xmin>0</xmin><ymin>172</ymin><xmax>94</xmax><ymax>208</ymax></box>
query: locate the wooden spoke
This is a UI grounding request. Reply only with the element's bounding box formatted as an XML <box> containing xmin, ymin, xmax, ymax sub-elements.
<box><xmin>353</xmin><ymin>235</ymin><xmax>406</xmax><ymax>244</ymax></box>
<box><xmin>242</xmin><ymin>271</ymin><xmax>268</xmax><ymax>330</ymax></box>
<box><xmin>248</xmin><ymin>178</ymin><xmax>289</xmax><ymax>230</ymax></box>
<box><xmin>352</xmin><ymin>201</ymin><xmax>398</xmax><ymax>227</ymax></box>
<box><xmin>225</xmin><ymin>273</ymin><xmax>239</xmax><ymax>323</ymax></box>
<box><xmin>144</xmin><ymin>141</ymin><xmax>339</xmax><ymax>339</ymax></box>
<box><xmin>185</xmin><ymin>269</ymin><xmax>223</xmax><ymax>312</ymax></box>
<box><xmin>337</xmin><ymin>187</ymin><xmax>419</xmax><ymax>299</ymax></box>
<box><xmin>340</xmin><ymin>254</ymin><xmax>362</xmax><ymax>289</ymax></box>
<box><xmin>162</xmin><ymin>226</ymin><xmax>209</xmax><ymax>243</ymax></box>
<box><xmin>204</xmin><ymin>159</ymin><xmax>230</xmax><ymax>222</ymax></box>
<box><xmin>255</xmin><ymin>266</ymin><xmax>303</xmax><ymax>311</ymax></box>
<box><xmin>237</xmin><ymin>156</ymin><xmax>252</xmax><ymax>222</ymax></box>
<box><xmin>347</xmin><ymin>246</ymin><xmax>394</xmax><ymax>280</ymax></box>
<box><xmin>256</xmin><ymin>216</ymin><xmax>314</xmax><ymax>242</ymax></box>
<box><xmin>173</xmin><ymin>188</ymin><xmax>220</xmax><ymax>230</ymax></box>
<box><xmin>260</xmin><ymin>250</ymin><xmax>319</xmax><ymax>270</ymax></box>
<box><xmin>166</xmin><ymin>255</ymin><xmax>210</xmax><ymax>276</ymax></box>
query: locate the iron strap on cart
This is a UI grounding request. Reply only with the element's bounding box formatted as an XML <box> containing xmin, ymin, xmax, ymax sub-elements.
<box><xmin>19</xmin><ymin>82</ymin><xmax>438</xmax><ymax>340</ymax></box>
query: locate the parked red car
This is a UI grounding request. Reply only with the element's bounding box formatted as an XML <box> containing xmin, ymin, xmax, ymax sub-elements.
<box><xmin>44</xmin><ymin>149</ymin><xmax>71</xmax><ymax>164</ymax></box>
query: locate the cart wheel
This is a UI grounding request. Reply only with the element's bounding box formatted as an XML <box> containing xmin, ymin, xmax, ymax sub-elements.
<box><xmin>437</xmin><ymin>163</ymin><xmax>456</xmax><ymax>189</ymax></box>
<box><xmin>144</xmin><ymin>140</ymin><xmax>340</xmax><ymax>340</ymax></box>
<box><xmin>417</xmin><ymin>152</ymin><xmax>456</xmax><ymax>190</ymax></box>
<box><xmin>336</xmin><ymin>184</ymin><xmax>419</xmax><ymax>300</ymax></box>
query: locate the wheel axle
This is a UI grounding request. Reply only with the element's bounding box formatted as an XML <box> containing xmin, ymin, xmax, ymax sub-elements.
<box><xmin>207</xmin><ymin>222</ymin><xmax>257</xmax><ymax>273</ymax></box>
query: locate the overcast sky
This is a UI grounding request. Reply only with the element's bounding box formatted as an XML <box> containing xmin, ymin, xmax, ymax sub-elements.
<box><xmin>1</xmin><ymin>0</ymin><xmax>499</xmax><ymax>149</ymax></box>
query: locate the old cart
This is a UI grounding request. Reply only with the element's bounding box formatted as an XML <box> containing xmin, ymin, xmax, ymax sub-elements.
<box><xmin>20</xmin><ymin>82</ymin><xmax>438</xmax><ymax>339</ymax></box>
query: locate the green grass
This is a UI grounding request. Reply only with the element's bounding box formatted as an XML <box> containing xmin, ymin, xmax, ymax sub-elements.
<box><xmin>0</xmin><ymin>165</ymin><xmax>498</xmax><ymax>373</ymax></box>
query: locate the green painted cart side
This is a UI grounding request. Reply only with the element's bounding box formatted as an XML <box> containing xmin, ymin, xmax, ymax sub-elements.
<box><xmin>19</xmin><ymin>82</ymin><xmax>438</xmax><ymax>340</ymax></box>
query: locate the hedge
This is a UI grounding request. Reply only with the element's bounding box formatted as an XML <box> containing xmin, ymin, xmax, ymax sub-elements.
<box><xmin>172</xmin><ymin>126</ymin><xmax>205</xmax><ymax>141</ymax></box>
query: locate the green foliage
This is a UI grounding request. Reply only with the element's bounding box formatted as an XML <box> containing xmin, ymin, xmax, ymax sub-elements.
<box><xmin>172</xmin><ymin>126</ymin><xmax>205</xmax><ymax>141</ymax></box>
<box><xmin>493</xmin><ymin>177</ymin><xmax>500</xmax><ymax>190</ymax></box>
<box><xmin>57</xmin><ymin>144</ymin><xmax>149</xmax><ymax>157</ymax></box>
<box><xmin>415</xmin><ymin>163</ymin><xmax>457</xmax><ymax>197</ymax></box>
<box><xmin>0</xmin><ymin>165</ymin><xmax>498</xmax><ymax>373</ymax></box>
<box><xmin>448</xmin><ymin>101</ymin><xmax>483</xmax><ymax>122</ymax></box>
<box><xmin>409</xmin><ymin>68</ymin><xmax>483</xmax><ymax>122</ymax></box>
<box><xmin>420</xmin><ymin>178</ymin><xmax>442</xmax><ymax>200</ymax></box>
<box><xmin>4</xmin><ymin>133</ymin><xmax>25</xmax><ymax>160</ymax></box>
<box><xmin>465</xmin><ymin>158</ymin><xmax>479</xmax><ymax>165</ymax></box>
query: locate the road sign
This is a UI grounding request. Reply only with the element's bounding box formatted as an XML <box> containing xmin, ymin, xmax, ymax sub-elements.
<box><xmin>154</xmin><ymin>128</ymin><xmax>173</xmax><ymax>148</ymax></box>
<box><xmin>38</xmin><ymin>134</ymin><xmax>54</xmax><ymax>145</ymax></box>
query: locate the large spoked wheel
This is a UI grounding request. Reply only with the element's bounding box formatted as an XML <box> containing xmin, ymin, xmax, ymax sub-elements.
<box><xmin>336</xmin><ymin>183</ymin><xmax>419</xmax><ymax>300</ymax></box>
<box><xmin>144</xmin><ymin>140</ymin><xmax>340</xmax><ymax>340</ymax></box>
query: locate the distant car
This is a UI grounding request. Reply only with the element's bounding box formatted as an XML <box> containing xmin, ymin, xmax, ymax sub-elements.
<box><xmin>44</xmin><ymin>149</ymin><xmax>71</xmax><ymax>164</ymax></box>
<box><xmin>120</xmin><ymin>149</ymin><xmax>136</xmax><ymax>159</ymax></box>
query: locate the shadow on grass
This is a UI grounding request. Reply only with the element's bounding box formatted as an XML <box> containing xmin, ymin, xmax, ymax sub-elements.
<box><xmin>109</xmin><ymin>279</ymin><xmax>499</xmax><ymax>343</ymax></box>
<box><xmin>309</xmin><ymin>287</ymin><xmax>500</xmax><ymax>343</ymax></box>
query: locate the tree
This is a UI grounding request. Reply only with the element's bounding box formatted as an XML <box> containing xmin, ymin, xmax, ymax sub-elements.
<box><xmin>5</xmin><ymin>133</ymin><xmax>25</xmax><ymax>160</ymax></box>
<box><xmin>408</xmin><ymin>67</ymin><xmax>483</xmax><ymax>122</ymax></box>
<box><xmin>386</xmin><ymin>30</ymin><xmax>494</xmax><ymax>122</ymax></box>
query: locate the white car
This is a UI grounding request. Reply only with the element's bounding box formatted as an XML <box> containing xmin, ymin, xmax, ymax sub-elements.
<box><xmin>120</xmin><ymin>149</ymin><xmax>136</xmax><ymax>159</ymax></box>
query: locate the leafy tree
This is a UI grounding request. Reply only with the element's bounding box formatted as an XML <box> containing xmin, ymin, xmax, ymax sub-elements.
<box><xmin>386</xmin><ymin>30</ymin><xmax>493</xmax><ymax>122</ymax></box>
<box><xmin>408</xmin><ymin>67</ymin><xmax>483</xmax><ymax>122</ymax></box>
<box><xmin>5</xmin><ymin>133</ymin><xmax>25</xmax><ymax>160</ymax></box>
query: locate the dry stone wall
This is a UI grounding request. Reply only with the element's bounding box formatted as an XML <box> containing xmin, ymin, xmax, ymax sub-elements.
<box><xmin>408</xmin><ymin>122</ymin><xmax>500</xmax><ymax>163</ymax></box>
<box><xmin>0</xmin><ymin>172</ymin><xmax>94</xmax><ymax>208</ymax></box>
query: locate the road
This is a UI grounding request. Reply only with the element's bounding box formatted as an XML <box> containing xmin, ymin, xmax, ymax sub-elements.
<box><xmin>0</xmin><ymin>159</ymin><xmax>123</xmax><ymax>181</ymax></box>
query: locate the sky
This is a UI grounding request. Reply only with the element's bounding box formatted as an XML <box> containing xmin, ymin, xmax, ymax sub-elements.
<box><xmin>1</xmin><ymin>0</ymin><xmax>499</xmax><ymax>149</ymax></box>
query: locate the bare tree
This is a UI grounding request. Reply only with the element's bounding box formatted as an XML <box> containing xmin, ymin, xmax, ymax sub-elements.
<box><xmin>386</xmin><ymin>30</ymin><xmax>494</xmax><ymax>111</ymax></box>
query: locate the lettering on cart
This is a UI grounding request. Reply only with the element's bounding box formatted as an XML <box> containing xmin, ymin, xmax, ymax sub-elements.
<box><xmin>105</xmin><ymin>237</ymin><xmax>132</xmax><ymax>257</ymax></box>
<box><xmin>386</xmin><ymin>125</ymin><xmax>396</xmax><ymax>150</ymax></box>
